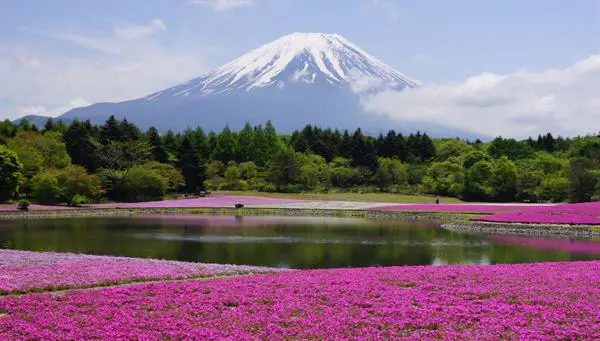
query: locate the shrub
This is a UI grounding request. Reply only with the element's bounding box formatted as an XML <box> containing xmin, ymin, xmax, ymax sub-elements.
<box><xmin>30</xmin><ymin>172</ymin><xmax>61</xmax><ymax>204</ymax></box>
<box><xmin>0</xmin><ymin>145</ymin><xmax>23</xmax><ymax>202</ymax></box>
<box><xmin>122</xmin><ymin>166</ymin><xmax>168</xmax><ymax>201</ymax></box>
<box><xmin>17</xmin><ymin>199</ymin><xmax>30</xmax><ymax>211</ymax></box>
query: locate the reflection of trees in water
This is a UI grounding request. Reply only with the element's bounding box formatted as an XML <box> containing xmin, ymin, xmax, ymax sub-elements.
<box><xmin>1</xmin><ymin>217</ymin><xmax>597</xmax><ymax>268</ymax></box>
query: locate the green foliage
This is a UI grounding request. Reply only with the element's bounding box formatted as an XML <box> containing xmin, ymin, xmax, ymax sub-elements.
<box><xmin>145</xmin><ymin>127</ymin><xmax>169</xmax><ymax>163</ymax></box>
<box><xmin>55</xmin><ymin>166</ymin><xmax>102</xmax><ymax>206</ymax></box>
<box><xmin>64</xmin><ymin>120</ymin><xmax>99</xmax><ymax>171</ymax></box>
<box><xmin>4</xmin><ymin>116</ymin><xmax>600</xmax><ymax>204</ymax></box>
<box><xmin>121</xmin><ymin>166</ymin><xmax>168</xmax><ymax>201</ymax></box>
<box><xmin>491</xmin><ymin>157</ymin><xmax>518</xmax><ymax>201</ymax></box>
<box><xmin>31</xmin><ymin>166</ymin><xmax>101</xmax><ymax>206</ymax></box>
<box><xmin>17</xmin><ymin>199</ymin><xmax>30</xmax><ymax>211</ymax></box>
<box><xmin>374</xmin><ymin>158</ymin><xmax>409</xmax><ymax>192</ymax></box>
<box><xmin>141</xmin><ymin>162</ymin><xmax>185</xmax><ymax>192</ymax></box>
<box><xmin>422</xmin><ymin>158</ymin><xmax>464</xmax><ymax>197</ymax></box>
<box><xmin>268</xmin><ymin>145</ymin><xmax>303</xmax><ymax>190</ymax></box>
<box><xmin>177</xmin><ymin>137</ymin><xmax>206</xmax><ymax>193</ymax></box>
<box><xmin>567</xmin><ymin>157</ymin><xmax>598</xmax><ymax>202</ymax></box>
<box><xmin>30</xmin><ymin>172</ymin><xmax>61</xmax><ymax>204</ymax></box>
<box><xmin>0</xmin><ymin>145</ymin><xmax>22</xmax><ymax>202</ymax></box>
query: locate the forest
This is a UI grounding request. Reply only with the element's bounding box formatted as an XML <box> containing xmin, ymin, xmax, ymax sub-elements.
<box><xmin>0</xmin><ymin>116</ymin><xmax>599</xmax><ymax>205</ymax></box>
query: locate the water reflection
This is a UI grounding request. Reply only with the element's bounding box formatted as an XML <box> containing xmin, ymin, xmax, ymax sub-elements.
<box><xmin>0</xmin><ymin>215</ymin><xmax>598</xmax><ymax>269</ymax></box>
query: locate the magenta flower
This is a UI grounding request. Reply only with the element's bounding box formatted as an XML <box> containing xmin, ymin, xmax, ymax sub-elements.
<box><xmin>0</xmin><ymin>261</ymin><xmax>598</xmax><ymax>339</ymax></box>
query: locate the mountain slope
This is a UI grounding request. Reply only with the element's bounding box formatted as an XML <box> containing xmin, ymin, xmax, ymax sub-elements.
<box><xmin>59</xmin><ymin>32</ymin><xmax>477</xmax><ymax>137</ymax></box>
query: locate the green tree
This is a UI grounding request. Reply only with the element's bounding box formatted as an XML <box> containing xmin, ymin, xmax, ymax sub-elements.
<box><xmin>375</xmin><ymin>158</ymin><xmax>409</xmax><ymax>192</ymax></box>
<box><xmin>177</xmin><ymin>137</ymin><xmax>206</xmax><ymax>193</ymax></box>
<box><xmin>30</xmin><ymin>172</ymin><xmax>61</xmax><ymax>204</ymax></box>
<box><xmin>567</xmin><ymin>157</ymin><xmax>598</xmax><ymax>202</ymax></box>
<box><xmin>55</xmin><ymin>166</ymin><xmax>102</xmax><ymax>206</ymax></box>
<box><xmin>64</xmin><ymin>120</ymin><xmax>99</xmax><ymax>171</ymax></box>
<box><xmin>298</xmin><ymin>154</ymin><xmax>332</xmax><ymax>191</ymax></box>
<box><xmin>422</xmin><ymin>158</ymin><xmax>464</xmax><ymax>197</ymax></box>
<box><xmin>268</xmin><ymin>145</ymin><xmax>303</xmax><ymax>190</ymax></box>
<box><xmin>0</xmin><ymin>146</ymin><xmax>22</xmax><ymax>201</ymax></box>
<box><xmin>236</xmin><ymin>122</ymin><xmax>256</xmax><ymax>162</ymax></box>
<box><xmin>141</xmin><ymin>162</ymin><xmax>185</xmax><ymax>192</ymax></box>
<box><xmin>121</xmin><ymin>166</ymin><xmax>168</xmax><ymax>201</ymax></box>
<box><xmin>464</xmin><ymin>160</ymin><xmax>494</xmax><ymax>201</ymax></box>
<box><xmin>212</xmin><ymin>126</ymin><xmax>237</xmax><ymax>162</ymax></box>
<box><xmin>145</xmin><ymin>127</ymin><xmax>169</xmax><ymax>163</ymax></box>
<box><xmin>491</xmin><ymin>156</ymin><xmax>518</xmax><ymax>201</ymax></box>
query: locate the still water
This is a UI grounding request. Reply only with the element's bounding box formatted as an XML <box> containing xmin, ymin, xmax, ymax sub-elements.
<box><xmin>0</xmin><ymin>215</ymin><xmax>598</xmax><ymax>269</ymax></box>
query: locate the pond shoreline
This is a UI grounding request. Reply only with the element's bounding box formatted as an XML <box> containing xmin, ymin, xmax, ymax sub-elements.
<box><xmin>0</xmin><ymin>207</ymin><xmax>476</xmax><ymax>222</ymax></box>
<box><xmin>442</xmin><ymin>221</ymin><xmax>600</xmax><ymax>239</ymax></box>
<box><xmin>2</xmin><ymin>207</ymin><xmax>599</xmax><ymax>239</ymax></box>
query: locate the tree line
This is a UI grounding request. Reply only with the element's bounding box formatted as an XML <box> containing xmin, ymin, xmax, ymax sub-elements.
<box><xmin>0</xmin><ymin>116</ymin><xmax>598</xmax><ymax>205</ymax></box>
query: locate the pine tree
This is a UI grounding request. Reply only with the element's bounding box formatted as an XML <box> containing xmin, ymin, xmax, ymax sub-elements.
<box><xmin>236</xmin><ymin>122</ymin><xmax>256</xmax><ymax>162</ymax></box>
<box><xmin>177</xmin><ymin>136</ymin><xmax>206</xmax><ymax>193</ymax></box>
<box><xmin>146</xmin><ymin>127</ymin><xmax>168</xmax><ymax>163</ymax></box>
<box><xmin>64</xmin><ymin>120</ymin><xmax>99</xmax><ymax>171</ymax></box>
<box><xmin>99</xmin><ymin>115</ymin><xmax>122</xmax><ymax>144</ymax></box>
<box><xmin>212</xmin><ymin>126</ymin><xmax>237</xmax><ymax>162</ymax></box>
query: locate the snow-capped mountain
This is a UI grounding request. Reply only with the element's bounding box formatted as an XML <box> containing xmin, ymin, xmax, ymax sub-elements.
<box><xmin>59</xmin><ymin>32</ymin><xmax>474</xmax><ymax>137</ymax></box>
<box><xmin>144</xmin><ymin>33</ymin><xmax>419</xmax><ymax>100</ymax></box>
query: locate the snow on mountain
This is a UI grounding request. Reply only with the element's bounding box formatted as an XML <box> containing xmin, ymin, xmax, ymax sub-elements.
<box><xmin>144</xmin><ymin>32</ymin><xmax>420</xmax><ymax>100</ymax></box>
<box><xmin>58</xmin><ymin>32</ymin><xmax>481</xmax><ymax>138</ymax></box>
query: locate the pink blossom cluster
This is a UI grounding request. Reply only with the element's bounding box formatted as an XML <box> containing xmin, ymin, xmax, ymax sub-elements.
<box><xmin>475</xmin><ymin>202</ymin><xmax>600</xmax><ymax>225</ymax></box>
<box><xmin>0</xmin><ymin>196</ymin><xmax>302</xmax><ymax>212</ymax></box>
<box><xmin>1</xmin><ymin>261</ymin><xmax>598</xmax><ymax>339</ymax></box>
<box><xmin>88</xmin><ymin>196</ymin><xmax>302</xmax><ymax>209</ymax></box>
<box><xmin>372</xmin><ymin>203</ymin><xmax>531</xmax><ymax>214</ymax></box>
<box><xmin>0</xmin><ymin>250</ymin><xmax>279</xmax><ymax>294</ymax></box>
<box><xmin>490</xmin><ymin>235</ymin><xmax>600</xmax><ymax>255</ymax></box>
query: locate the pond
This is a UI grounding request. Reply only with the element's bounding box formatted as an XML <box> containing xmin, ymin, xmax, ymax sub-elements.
<box><xmin>1</xmin><ymin>215</ymin><xmax>599</xmax><ymax>269</ymax></box>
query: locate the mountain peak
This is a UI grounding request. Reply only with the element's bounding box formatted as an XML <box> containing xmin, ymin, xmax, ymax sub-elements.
<box><xmin>145</xmin><ymin>32</ymin><xmax>420</xmax><ymax>100</ymax></box>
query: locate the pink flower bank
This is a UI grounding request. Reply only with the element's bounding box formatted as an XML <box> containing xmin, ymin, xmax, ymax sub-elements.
<box><xmin>89</xmin><ymin>196</ymin><xmax>303</xmax><ymax>209</ymax></box>
<box><xmin>0</xmin><ymin>250</ymin><xmax>279</xmax><ymax>294</ymax></box>
<box><xmin>476</xmin><ymin>201</ymin><xmax>600</xmax><ymax>225</ymax></box>
<box><xmin>371</xmin><ymin>204</ymin><xmax>538</xmax><ymax>214</ymax></box>
<box><xmin>1</xmin><ymin>261</ymin><xmax>598</xmax><ymax>339</ymax></box>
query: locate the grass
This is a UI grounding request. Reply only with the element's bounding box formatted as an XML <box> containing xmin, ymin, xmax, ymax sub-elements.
<box><xmin>216</xmin><ymin>191</ymin><xmax>464</xmax><ymax>204</ymax></box>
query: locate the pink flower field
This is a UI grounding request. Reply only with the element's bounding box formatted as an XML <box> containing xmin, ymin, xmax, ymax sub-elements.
<box><xmin>371</xmin><ymin>203</ymin><xmax>537</xmax><ymax>214</ymax></box>
<box><xmin>475</xmin><ymin>201</ymin><xmax>600</xmax><ymax>225</ymax></box>
<box><xmin>0</xmin><ymin>250</ymin><xmax>280</xmax><ymax>294</ymax></box>
<box><xmin>0</xmin><ymin>196</ymin><xmax>303</xmax><ymax>212</ymax></box>
<box><xmin>490</xmin><ymin>236</ymin><xmax>600</xmax><ymax>255</ymax></box>
<box><xmin>0</xmin><ymin>261</ymin><xmax>598</xmax><ymax>339</ymax></box>
<box><xmin>88</xmin><ymin>196</ymin><xmax>303</xmax><ymax>209</ymax></box>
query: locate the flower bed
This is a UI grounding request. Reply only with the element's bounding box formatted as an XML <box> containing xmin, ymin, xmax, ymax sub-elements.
<box><xmin>1</xmin><ymin>261</ymin><xmax>598</xmax><ymax>339</ymax></box>
<box><xmin>475</xmin><ymin>202</ymin><xmax>600</xmax><ymax>225</ymax></box>
<box><xmin>371</xmin><ymin>203</ymin><xmax>537</xmax><ymax>214</ymax></box>
<box><xmin>489</xmin><ymin>235</ymin><xmax>600</xmax><ymax>255</ymax></box>
<box><xmin>88</xmin><ymin>196</ymin><xmax>303</xmax><ymax>209</ymax></box>
<box><xmin>0</xmin><ymin>250</ymin><xmax>279</xmax><ymax>294</ymax></box>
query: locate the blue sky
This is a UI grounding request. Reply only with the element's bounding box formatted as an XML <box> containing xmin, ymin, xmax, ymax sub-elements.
<box><xmin>1</xmin><ymin>0</ymin><xmax>599</xmax><ymax>136</ymax></box>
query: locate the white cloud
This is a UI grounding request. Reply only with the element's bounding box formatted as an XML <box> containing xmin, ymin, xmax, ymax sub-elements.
<box><xmin>114</xmin><ymin>19</ymin><xmax>166</xmax><ymax>40</ymax></box>
<box><xmin>192</xmin><ymin>0</ymin><xmax>254</xmax><ymax>11</ymax></box>
<box><xmin>413</xmin><ymin>53</ymin><xmax>431</xmax><ymax>62</ymax></box>
<box><xmin>360</xmin><ymin>54</ymin><xmax>600</xmax><ymax>138</ymax></box>
<box><xmin>0</xmin><ymin>21</ymin><xmax>211</xmax><ymax>120</ymax></box>
<box><xmin>371</xmin><ymin>0</ymin><xmax>399</xmax><ymax>21</ymax></box>
<box><xmin>17</xmin><ymin>98</ymin><xmax>92</xmax><ymax>118</ymax></box>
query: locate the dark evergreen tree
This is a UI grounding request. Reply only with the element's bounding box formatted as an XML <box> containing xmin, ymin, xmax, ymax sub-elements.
<box><xmin>64</xmin><ymin>120</ymin><xmax>99</xmax><ymax>171</ymax></box>
<box><xmin>177</xmin><ymin>136</ymin><xmax>206</xmax><ymax>192</ymax></box>
<box><xmin>236</xmin><ymin>122</ymin><xmax>256</xmax><ymax>162</ymax></box>
<box><xmin>212</xmin><ymin>126</ymin><xmax>237</xmax><ymax>162</ymax></box>
<box><xmin>145</xmin><ymin>127</ymin><xmax>169</xmax><ymax>163</ymax></box>
<box><xmin>99</xmin><ymin>115</ymin><xmax>122</xmax><ymax>144</ymax></box>
<box><xmin>350</xmin><ymin>128</ymin><xmax>378</xmax><ymax>171</ymax></box>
